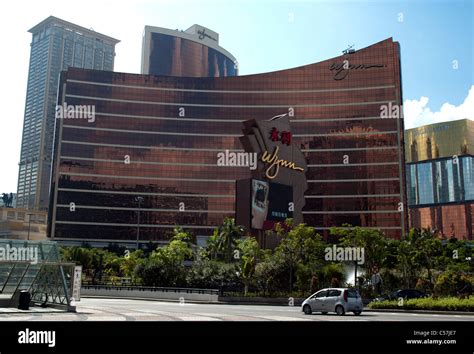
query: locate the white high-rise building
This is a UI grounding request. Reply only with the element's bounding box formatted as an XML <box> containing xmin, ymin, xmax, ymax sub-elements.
<box><xmin>17</xmin><ymin>16</ymin><xmax>119</xmax><ymax>210</ymax></box>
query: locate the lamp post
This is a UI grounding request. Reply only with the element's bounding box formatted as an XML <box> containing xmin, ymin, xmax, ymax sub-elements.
<box><xmin>26</xmin><ymin>213</ymin><xmax>34</xmax><ymax>241</ymax></box>
<box><xmin>135</xmin><ymin>196</ymin><xmax>144</xmax><ymax>249</ymax></box>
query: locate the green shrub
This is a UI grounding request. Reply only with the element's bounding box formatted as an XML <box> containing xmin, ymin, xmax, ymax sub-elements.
<box><xmin>368</xmin><ymin>297</ymin><xmax>474</xmax><ymax>312</ymax></box>
<box><xmin>434</xmin><ymin>270</ymin><xmax>473</xmax><ymax>297</ymax></box>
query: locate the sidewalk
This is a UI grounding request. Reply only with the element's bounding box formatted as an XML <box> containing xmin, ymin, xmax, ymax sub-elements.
<box><xmin>0</xmin><ymin>306</ymin><xmax>65</xmax><ymax>314</ymax></box>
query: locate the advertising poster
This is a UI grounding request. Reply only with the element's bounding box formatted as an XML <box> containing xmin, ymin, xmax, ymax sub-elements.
<box><xmin>251</xmin><ymin>179</ymin><xmax>293</xmax><ymax>230</ymax></box>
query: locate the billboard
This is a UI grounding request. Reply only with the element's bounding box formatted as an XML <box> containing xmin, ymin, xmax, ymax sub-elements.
<box><xmin>239</xmin><ymin>114</ymin><xmax>308</xmax><ymax>227</ymax></box>
<box><xmin>251</xmin><ymin>179</ymin><xmax>293</xmax><ymax>230</ymax></box>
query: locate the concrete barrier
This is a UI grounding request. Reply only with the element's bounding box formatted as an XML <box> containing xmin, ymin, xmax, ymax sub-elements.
<box><xmin>218</xmin><ymin>296</ymin><xmax>305</xmax><ymax>306</ymax></box>
<box><xmin>81</xmin><ymin>286</ymin><xmax>219</xmax><ymax>302</ymax></box>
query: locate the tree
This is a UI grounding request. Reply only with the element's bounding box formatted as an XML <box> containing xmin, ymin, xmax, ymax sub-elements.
<box><xmin>434</xmin><ymin>265</ymin><xmax>474</xmax><ymax>297</ymax></box>
<box><xmin>186</xmin><ymin>259</ymin><xmax>240</xmax><ymax>290</ymax></box>
<box><xmin>241</xmin><ymin>256</ymin><xmax>256</xmax><ymax>296</ymax></box>
<box><xmin>330</xmin><ymin>225</ymin><xmax>388</xmax><ymax>286</ymax></box>
<box><xmin>61</xmin><ymin>247</ymin><xmax>106</xmax><ymax>284</ymax></box>
<box><xmin>203</xmin><ymin>233</ymin><xmax>221</xmax><ymax>261</ymax></box>
<box><xmin>135</xmin><ymin>228</ymin><xmax>195</xmax><ymax>286</ymax></box>
<box><xmin>120</xmin><ymin>249</ymin><xmax>145</xmax><ymax>282</ymax></box>
<box><xmin>254</xmin><ymin>257</ymin><xmax>287</xmax><ymax>296</ymax></box>
<box><xmin>235</xmin><ymin>237</ymin><xmax>266</xmax><ymax>295</ymax></box>
<box><xmin>216</xmin><ymin>218</ymin><xmax>245</xmax><ymax>263</ymax></box>
<box><xmin>273</xmin><ymin>220</ymin><xmax>327</xmax><ymax>293</ymax></box>
<box><xmin>409</xmin><ymin>228</ymin><xmax>443</xmax><ymax>292</ymax></box>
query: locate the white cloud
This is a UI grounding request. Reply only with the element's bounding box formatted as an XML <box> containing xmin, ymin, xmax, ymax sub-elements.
<box><xmin>403</xmin><ymin>85</ymin><xmax>474</xmax><ymax>129</ymax></box>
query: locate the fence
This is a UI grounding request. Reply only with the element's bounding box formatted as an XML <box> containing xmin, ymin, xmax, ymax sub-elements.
<box><xmin>81</xmin><ymin>285</ymin><xmax>220</xmax><ymax>302</ymax></box>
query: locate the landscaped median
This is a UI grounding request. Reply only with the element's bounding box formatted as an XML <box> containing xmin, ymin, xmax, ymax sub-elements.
<box><xmin>368</xmin><ymin>297</ymin><xmax>474</xmax><ymax>312</ymax></box>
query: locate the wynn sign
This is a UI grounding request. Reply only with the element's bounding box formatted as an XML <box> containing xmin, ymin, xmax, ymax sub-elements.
<box><xmin>236</xmin><ymin>114</ymin><xmax>308</xmax><ymax>242</ymax></box>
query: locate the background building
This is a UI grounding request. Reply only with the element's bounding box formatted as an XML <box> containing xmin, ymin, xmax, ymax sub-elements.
<box><xmin>141</xmin><ymin>24</ymin><xmax>237</xmax><ymax>77</ymax></box>
<box><xmin>17</xmin><ymin>16</ymin><xmax>119</xmax><ymax>210</ymax></box>
<box><xmin>0</xmin><ymin>207</ymin><xmax>47</xmax><ymax>240</ymax></box>
<box><xmin>406</xmin><ymin>118</ymin><xmax>474</xmax><ymax>240</ymax></box>
<box><xmin>49</xmin><ymin>38</ymin><xmax>407</xmax><ymax>247</ymax></box>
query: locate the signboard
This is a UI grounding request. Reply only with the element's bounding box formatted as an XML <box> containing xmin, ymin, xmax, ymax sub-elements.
<box><xmin>251</xmin><ymin>179</ymin><xmax>293</xmax><ymax>230</ymax></box>
<box><xmin>329</xmin><ymin>62</ymin><xmax>385</xmax><ymax>80</ymax></box>
<box><xmin>72</xmin><ymin>266</ymin><xmax>82</xmax><ymax>301</ymax></box>
<box><xmin>237</xmin><ymin>114</ymin><xmax>307</xmax><ymax>231</ymax></box>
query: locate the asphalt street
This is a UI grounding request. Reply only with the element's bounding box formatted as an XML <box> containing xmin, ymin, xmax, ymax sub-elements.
<box><xmin>0</xmin><ymin>298</ymin><xmax>473</xmax><ymax>321</ymax></box>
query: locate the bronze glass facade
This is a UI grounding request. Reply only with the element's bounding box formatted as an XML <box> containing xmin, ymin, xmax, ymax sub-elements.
<box><xmin>147</xmin><ymin>32</ymin><xmax>237</xmax><ymax>77</ymax></box>
<box><xmin>49</xmin><ymin>38</ymin><xmax>407</xmax><ymax>245</ymax></box>
<box><xmin>406</xmin><ymin>119</ymin><xmax>474</xmax><ymax>240</ymax></box>
<box><xmin>141</xmin><ymin>25</ymin><xmax>237</xmax><ymax>78</ymax></box>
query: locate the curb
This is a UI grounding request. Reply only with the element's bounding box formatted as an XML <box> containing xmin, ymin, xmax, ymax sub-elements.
<box><xmin>81</xmin><ymin>295</ymin><xmax>301</xmax><ymax>306</ymax></box>
<box><xmin>81</xmin><ymin>295</ymin><xmax>219</xmax><ymax>304</ymax></box>
<box><xmin>364</xmin><ymin>308</ymin><xmax>474</xmax><ymax>316</ymax></box>
<box><xmin>0</xmin><ymin>309</ymin><xmax>67</xmax><ymax>314</ymax></box>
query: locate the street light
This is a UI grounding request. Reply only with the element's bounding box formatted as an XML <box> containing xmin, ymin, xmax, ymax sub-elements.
<box><xmin>26</xmin><ymin>213</ymin><xmax>34</xmax><ymax>241</ymax></box>
<box><xmin>135</xmin><ymin>196</ymin><xmax>144</xmax><ymax>249</ymax></box>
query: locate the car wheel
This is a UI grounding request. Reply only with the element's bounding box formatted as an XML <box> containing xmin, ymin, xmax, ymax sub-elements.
<box><xmin>353</xmin><ymin>311</ymin><xmax>361</xmax><ymax>316</ymax></box>
<box><xmin>321</xmin><ymin>312</ymin><xmax>328</xmax><ymax>315</ymax></box>
<box><xmin>335</xmin><ymin>305</ymin><xmax>345</xmax><ymax>316</ymax></box>
<box><xmin>303</xmin><ymin>305</ymin><xmax>312</xmax><ymax>315</ymax></box>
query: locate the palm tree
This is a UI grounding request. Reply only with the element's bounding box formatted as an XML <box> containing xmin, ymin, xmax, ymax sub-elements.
<box><xmin>205</xmin><ymin>232</ymin><xmax>221</xmax><ymax>260</ymax></box>
<box><xmin>217</xmin><ymin>218</ymin><xmax>245</xmax><ymax>263</ymax></box>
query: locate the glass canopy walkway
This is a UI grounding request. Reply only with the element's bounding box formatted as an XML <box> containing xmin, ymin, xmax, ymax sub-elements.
<box><xmin>0</xmin><ymin>240</ymin><xmax>75</xmax><ymax>310</ymax></box>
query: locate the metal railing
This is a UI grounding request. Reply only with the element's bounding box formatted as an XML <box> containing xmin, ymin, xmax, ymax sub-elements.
<box><xmin>82</xmin><ymin>284</ymin><xmax>220</xmax><ymax>295</ymax></box>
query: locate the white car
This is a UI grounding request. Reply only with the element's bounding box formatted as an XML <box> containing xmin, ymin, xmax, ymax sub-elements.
<box><xmin>302</xmin><ymin>288</ymin><xmax>363</xmax><ymax>316</ymax></box>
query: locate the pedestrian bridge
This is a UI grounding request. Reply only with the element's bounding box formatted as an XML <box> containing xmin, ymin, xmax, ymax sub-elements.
<box><xmin>0</xmin><ymin>240</ymin><xmax>75</xmax><ymax>310</ymax></box>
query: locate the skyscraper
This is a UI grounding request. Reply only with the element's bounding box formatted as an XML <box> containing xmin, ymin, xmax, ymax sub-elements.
<box><xmin>406</xmin><ymin>119</ymin><xmax>474</xmax><ymax>240</ymax></box>
<box><xmin>17</xmin><ymin>16</ymin><xmax>119</xmax><ymax>210</ymax></box>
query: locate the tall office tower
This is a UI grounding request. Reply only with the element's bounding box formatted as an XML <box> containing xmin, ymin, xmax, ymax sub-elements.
<box><xmin>141</xmin><ymin>24</ymin><xmax>237</xmax><ymax>77</ymax></box>
<box><xmin>406</xmin><ymin>119</ymin><xmax>474</xmax><ymax>240</ymax></box>
<box><xmin>17</xmin><ymin>16</ymin><xmax>119</xmax><ymax>210</ymax></box>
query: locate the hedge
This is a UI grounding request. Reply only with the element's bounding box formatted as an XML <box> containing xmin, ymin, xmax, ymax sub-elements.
<box><xmin>368</xmin><ymin>297</ymin><xmax>474</xmax><ymax>312</ymax></box>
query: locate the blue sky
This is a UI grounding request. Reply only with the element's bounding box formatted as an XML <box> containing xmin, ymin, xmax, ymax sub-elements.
<box><xmin>140</xmin><ymin>0</ymin><xmax>472</xmax><ymax>111</ymax></box>
<box><xmin>0</xmin><ymin>0</ymin><xmax>472</xmax><ymax>192</ymax></box>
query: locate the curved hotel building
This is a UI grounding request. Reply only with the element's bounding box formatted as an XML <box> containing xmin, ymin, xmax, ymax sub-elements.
<box><xmin>49</xmin><ymin>38</ymin><xmax>407</xmax><ymax>246</ymax></box>
<box><xmin>141</xmin><ymin>24</ymin><xmax>237</xmax><ymax>77</ymax></box>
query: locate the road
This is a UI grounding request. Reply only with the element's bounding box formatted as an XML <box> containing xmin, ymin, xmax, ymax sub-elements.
<box><xmin>0</xmin><ymin>298</ymin><xmax>473</xmax><ymax>321</ymax></box>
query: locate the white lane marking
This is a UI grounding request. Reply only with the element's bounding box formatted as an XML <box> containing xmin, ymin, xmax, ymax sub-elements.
<box><xmin>252</xmin><ymin>315</ymin><xmax>311</xmax><ymax>321</ymax></box>
<box><xmin>175</xmin><ymin>316</ymin><xmax>222</xmax><ymax>321</ymax></box>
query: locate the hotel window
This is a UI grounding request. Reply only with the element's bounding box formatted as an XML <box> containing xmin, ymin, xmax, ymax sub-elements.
<box><xmin>463</xmin><ymin>157</ymin><xmax>474</xmax><ymax>200</ymax></box>
<box><xmin>407</xmin><ymin>165</ymin><xmax>417</xmax><ymax>206</ymax></box>
<box><xmin>446</xmin><ymin>160</ymin><xmax>455</xmax><ymax>202</ymax></box>
<box><xmin>417</xmin><ymin>162</ymin><xmax>434</xmax><ymax>205</ymax></box>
